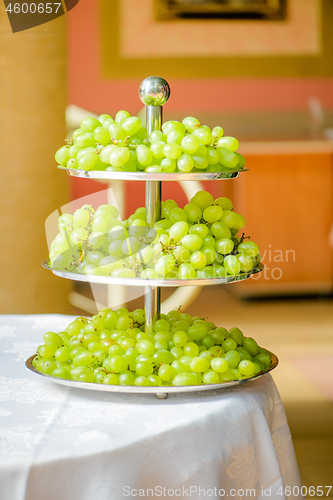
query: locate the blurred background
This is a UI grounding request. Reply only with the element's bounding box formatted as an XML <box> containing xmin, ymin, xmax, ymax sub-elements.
<box><xmin>1</xmin><ymin>0</ymin><xmax>333</xmax><ymax>495</ymax></box>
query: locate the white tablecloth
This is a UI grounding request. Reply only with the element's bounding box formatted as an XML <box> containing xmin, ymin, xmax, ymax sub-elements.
<box><xmin>0</xmin><ymin>315</ymin><xmax>303</xmax><ymax>500</ymax></box>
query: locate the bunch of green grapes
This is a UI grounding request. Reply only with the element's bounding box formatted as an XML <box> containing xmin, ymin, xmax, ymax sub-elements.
<box><xmin>33</xmin><ymin>307</ymin><xmax>273</xmax><ymax>386</ymax></box>
<box><xmin>54</xmin><ymin>112</ymin><xmax>245</xmax><ymax>174</ymax></box>
<box><xmin>49</xmin><ymin>191</ymin><xmax>261</xmax><ymax>279</ymax></box>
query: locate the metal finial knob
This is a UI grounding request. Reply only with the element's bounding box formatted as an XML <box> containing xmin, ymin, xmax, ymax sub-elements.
<box><xmin>139</xmin><ymin>76</ymin><xmax>170</xmax><ymax>106</ymax></box>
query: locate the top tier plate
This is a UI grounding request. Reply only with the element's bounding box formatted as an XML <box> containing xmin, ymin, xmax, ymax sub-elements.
<box><xmin>58</xmin><ymin>166</ymin><xmax>248</xmax><ymax>181</ymax></box>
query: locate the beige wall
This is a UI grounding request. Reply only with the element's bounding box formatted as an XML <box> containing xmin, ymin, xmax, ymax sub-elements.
<box><xmin>0</xmin><ymin>6</ymin><xmax>71</xmax><ymax>313</ymax></box>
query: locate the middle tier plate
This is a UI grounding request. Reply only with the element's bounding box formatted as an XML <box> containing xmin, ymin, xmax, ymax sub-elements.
<box><xmin>42</xmin><ymin>261</ymin><xmax>263</xmax><ymax>286</ymax></box>
<box><xmin>59</xmin><ymin>166</ymin><xmax>248</xmax><ymax>181</ymax></box>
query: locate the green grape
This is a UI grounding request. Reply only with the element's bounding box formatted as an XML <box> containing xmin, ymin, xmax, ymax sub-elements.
<box><xmin>238</xmin><ymin>360</ymin><xmax>255</xmax><ymax>377</ymax></box>
<box><xmin>147</xmin><ymin>374</ymin><xmax>162</xmax><ymax>386</ymax></box>
<box><xmin>91</xmin><ymin>216</ymin><xmax>107</xmax><ymax>234</ymax></box>
<box><xmin>136</xmin><ymin>340</ymin><xmax>154</xmax><ymax>355</ymax></box>
<box><xmin>115</xmin><ymin>110</ymin><xmax>131</xmax><ymax>125</ymax></box>
<box><xmin>122</xmin><ymin>116</ymin><xmax>141</xmax><ymax>136</ymax></box>
<box><xmin>134</xmin><ymin>376</ymin><xmax>150</xmax><ymax>387</ymax></box>
<box><xmin>154</xmin><ymin>339</ymin><xmax>168</xmax><ymax>350</ymax></box>
<box><xmin>121</xmin><ymin>237</ymin><xmax>140</xmax><ymax>256</ymax></box>
<box><xmin>178</xmin><ymin>263</ymin><xmax>195</xmax><ymax>279</ymax></box>
<box><xmin>160</xmin><ymin>158</ymin><xmax>177</xmax><ymax>173</ymax></box>
<box><xmin>210</xmin><ymin>357</ymin><xmax>228</xmax><ymax>373</ymax></box>
<box><xmin>238</xmin><ymin>254</ymin><xmax>254</xmax><ymax>273</ymax></box>
<box><xmin>212</xmin><ymin>126</ymin><xmax>224</xmax><ymax>139</ymax></box>
<box><xmin>197</xmin><ymin>266</ymin><xmax>215</xmax><ymax>279</ymax></box>
<box><xmin>181</xmin><ymin>234</ymin><xmax>203</xmax><ymax>251</ymax></box>
<box><xmin>93</xmin><ymin>127</ymin><xmax>111</xmax><ymax>145</ymax></box>
<box><xmin>171</xmin><ymin>360</ymin><xmax>188</xmax><ymax>374</ymax></box>
<box><xmin>55</xmin><ymin>146</ymin><xmax>70</xmax><ymax>165</ymax></box>
<box><xmin>154</xmin><ymin>255</ymin><xmax>175</xmax><ymax>276</ymax></box>
<box><xmin>216</xmin><ymin>136</ymin><xmax>239</xmax><ymax>152</ymax></box>
<box><xmin>135</xmin><ymin>360</ymin><xmax>153</xmax><ymax>377</ymax></box>
<box><xmin>87</xmin><ymin>232</ymin><xmax>105</xmax><ymax>250</ymax></box>
<box><xmin>52</xmin><ymin>367</ymin><xmax>70</xmax><ymax>380</ymax></box>
<box><xmin>73</xmin><ymin>351</ymin><xmax>95</xmax><ymax>367</ymax></box>
<box><xmin>140</xmin><ymin>268</ymin><xmax>159</xmax><ymax>279</ymax></box>
<box><xmin>209</xmin><ymin>327</ymin><xmax>227</xmax><ymax>345</ymax></box>
<box><xmin>99</xmin><ymin>144</ymin><xmax>117</xmax><ymax>163</ymax></box>
<box><xmin>163</xmin><ymin>143</ymin><xmax>183</xmax><ymax>160</ymax></box>
<box><xmin>161</xmin><ymin>199</ymin><xmax>177</xmax><ymax>218</ymax></box>
<box><xmin>149</xmin><ymin>130</ymin><xmax>166</xmax><ymax>143</ymax></box>
<box><xmin>253</xmin><ymin>353</ymin><xmax>271</xmax><ymax>369</ymax></box>
<box><xmin>58</xmin><ymin>214</ymin><xmax>73</xmax><ymax>232</ymax></box>
<box><xmin>173</xmin><ymin>245</ymin><xmax>190</xmax><ymax>262</ymax></box>
<box><xmin>224</xmin><ymin>350</ymin><xmax>241</xmax><ymax>369</ymax></box>
<box><xmin>37</xmin><ymin>343</ymin><xmax>57</xmax><ymax>358</ymax></box>
<box><xmin>150</xmin><ymin>141</ymin><xmax>166</xmax><ymax>159</ymax></box>
<box><xmin>192</xmin><ymin>155</ymin><xmax>209</xmax><ymax>170</ymax></box>
<box><xmin>110</xmin><ymin>147</ymin><xmax>130</xmax><ymax>167</ymax></box>
<box><xmin>191</xmin><ymin>191</ymin><xmax>214</xmax><ymax>210</ymax></box>
<box><xmin>223</xmin><ymin>255</ymin><xmax>241</xmax><ymax>275</ymax></box>
<box><xmin>167</xmin><ymin>129</ymin><xmax>185</xmax><ymax>145</ymax></box>
<box><xmin>68</xmin><ymin>144</ymin><xmax>81</xmax><ymax>158</ymax></box>
<box><xmin>73</xmin><ymin>208</ymin><xmax>90</xmax><ymax>228</ymax></box>
<box><xmin>211</xmin><ymin>222</ymin><xmax>230</xmax><ymax>240</ymax></box>
<box><xmin>170</xmin><ymin>346</ymin><xmax>183</xmax><ymax>360</ymax></box>
<box><xmin>172</xmin><ymin>372</ymin><xmax>197</xmax><ymax>386</ymax></box>
<box><xmin>80</xmin><ymin>117</ymin><xmax>102</xmax><ymax>133</ymax></box>
<box><xmin>182</xmin><ymin>117</ymin><xmax>200</xmax><ymax>133</ymax></box>
<box><xmin>189</xmin><ymin>224</ymin><xmax>208</xmax><ymax>239</ymax></box>
<box><xmin>180</xmin><ymin>135</ymin><xmax>200</xmax><ymax>155</ymax></box>
<box><xmin>217</xmin><ymin>147</ymin><xmax>239</xmax><ymax>169</ymax></box>
<box><xmin>75</xmin><ymin>133</ymin><xmax>96</xmax><ymax>149</ymax></box>
<box><xmin>43</xmin><ymin>332</ymin><xmax>63</xmax><ymax>347</ymax></box>
<box><xmin>184</xmin><ymin>203</ymin><xmax>202</xmax><ymax>222</ymax></box>
<box><xmin>203</xmin><ymin>206</ymin><xmax>223</xmax><ymax>223</ymax></box>
<box><xmin>169</xmin><ymin>208</ymin><xmax>187</xmax><ymax>224</ymax></box>
<box><xmin>136</xmin><ymin>145</ymin><xmax>153</xmax><ymax>166</ymax></box>
<box><xmin>183</xmin><ymin>342</ymin><xmax>199</xmax><ymax>356</ymax></box>
<box><xmin>54</xmin><ymin>346</ymin><xmax>70</xmax><ymax>363</ymax></box>
<box><xmin>169</xmin><ymin>221</ymin><xmax>189</xmax><ymax>242</ymax></box>
<box><xmin>219</xmin><ymin>369</ymin><xmax>240</xmax><ymax>382</ymax></box>
<box><xmin>238</xmin><ymin>241</ymin><xmax>259</xmax><ymax>258</ymax></box>
<box><xmin>103</xmin><ymin>118</ymin><xmax>116</xmax><ymax>130</ymax></box>
<box><xmin>228</xmin><ymin>327</ymin><xmax>244</xmax><ymax>346</ymax></box>
<box><xmin>177</xmin><ymin>154</ymin><xmax>194</xmax><ymax>173</ymax></box>
<box><xmin>171</xmin><ymin>320</ymin><xmax>190</xmax><ymax>333</ymax></box>
<box><xmin>243</xmin><ymin>337</ymin><xmax>260</xmax><ymax>356</ymax></box>
<box><xmin>190</xmin><ymin>357</ymin><xmax>210</xmax><ymax>373</ymax></box>
<box><xmin>192</xmin><ymin>127</ymin><xmax>212</xmax><ymax>146</ymax></box>
<box><xmin>190</xmin><ymin>251</ymin><xmax>207</xmax><ymax>270</ymax></box>
<box><xmin>236</xmin><ymin>347</ymin><xmax>253</xmax><ymax>362</ymax></box>
<box><xmin>215</xmin><ymin>238</ymin><xmax>234</xmax><ymax>255</ymax></box>
<box><xmin>72</xmin><ymin>128</ymin><xmax>83</xmax><ymax>140</ymax></box>
<box><xmin>119</xmin><ymin>371</ymin><xmax>135</xmax><ymax>386</ymax></box>
<box><xmin>158</xmin><ymin>364</ymin><xmax>176</xmax><ymax>383</ymax></box>
<box><xmin>78</xmin><ymin>151</ymin><xmax>98</xmax><ymax>171</ymax></box>
<box><xmin>108</xmin><ymin>123</ymin><xmax>126</xmax><ymax>141</ymax></box>
<box><xmin>206</xmin><ymin>147</ymin><xmax>220</xmax><ymax>165</ymax></box>
<box><xmin>154</xmin><ymin>319</ymin><xmax>170</xmax><ymax>332</ymax></box>
<box><xmin>98</xmin><ymin>114</ymin><xmax>112</xmax><ymax>124</ymax></box>
<box><xmin>162</xmin><ymin>120</ymin><xmax>186</xmax><ymax>135</ymax></box>
<box><xmin>202</xmin><ymin>246</ymin><xmax>216</xmax><ymax>265</ymax></box>
<box><xmin>222</xmin><ymin>339</ymin><xmax>238</xmax><ymax>352</ymax></box>
<box><xmin>103</xmin><ymin>374</ymin><xmax>119</xmax><ymax>385</ymax></box>
<box><xmin>203</xmin><ymin>370</ymin><xmax>220</xmax><ymax>384</ymax></box>
<box><xmin>214</xmin><ymin>197</ymin><xmax>233</xmax><ymax>211</ymax></box>
<box><xmin>235</xmin><ymin>152</ymin><xmax>246</xmax><ymax>168</ymax></box>
<box><xmin>173</xmin><ymin>331</ymin><xmax>188</xmax><ymax>347</ymax></box>
<box><xmin>66</xmin><ymin>158</ymin><xmax>78</xmax><ymax>169</ymax></box>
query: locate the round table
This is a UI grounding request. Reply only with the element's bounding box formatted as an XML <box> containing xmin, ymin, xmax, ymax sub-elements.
<box><xmin>0</xmin><ymin>315</ymin><xmax>303</xmax><ymax>500</ymax></box>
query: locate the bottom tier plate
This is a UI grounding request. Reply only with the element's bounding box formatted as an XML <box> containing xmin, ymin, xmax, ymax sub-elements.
<box><xmin>26</xmin><ymin>352</ymin><xmax>278</xmax><ymax>399</ymax></box>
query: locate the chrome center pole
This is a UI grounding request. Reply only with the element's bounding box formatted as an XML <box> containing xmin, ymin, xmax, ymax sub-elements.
<box><xmin>138</xmin><ymin>76</ymin><xmax>170</xmax><ymax>334</ymax></box>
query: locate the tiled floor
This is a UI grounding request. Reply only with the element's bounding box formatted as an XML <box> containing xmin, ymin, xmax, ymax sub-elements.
<box><xmin>73</xmin><ymin>284</ymin><xmax>333</xmax><ymax>498</ymax></box>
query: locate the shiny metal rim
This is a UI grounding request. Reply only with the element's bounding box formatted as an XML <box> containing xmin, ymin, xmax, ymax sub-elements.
<box><xmin>26</xmin><ymin>352</ymin><xmax>278</xmax><ymax>395</ymax></box>
<box><xmin>58</xmin><ymin>166</ymin><xmax>248</xmax><ymax>181</ymax></box>
<box><xmin>42</xmin><ymin>261</ymin><xmax>264</xmax><ymax>287</ymax></box>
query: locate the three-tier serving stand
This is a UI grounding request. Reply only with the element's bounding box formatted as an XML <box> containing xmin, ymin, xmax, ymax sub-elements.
<box><xmin>27</xmin><ymin>77</ymin><xmax>277</xmax><ymax>399</ymax></box>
